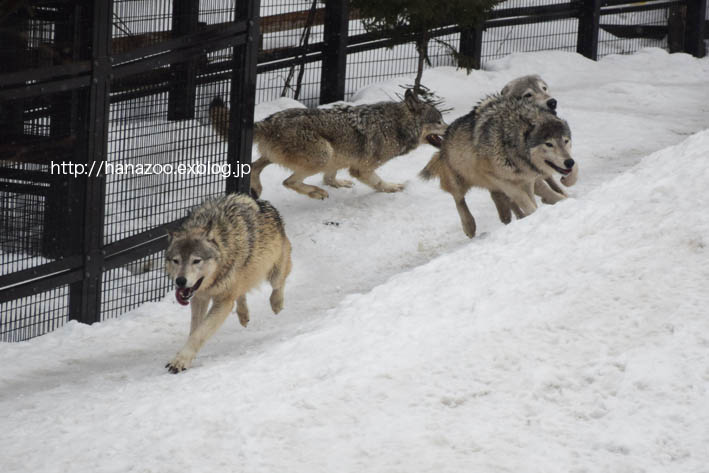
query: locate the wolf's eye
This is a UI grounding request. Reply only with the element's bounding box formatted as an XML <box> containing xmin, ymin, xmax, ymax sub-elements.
<box><xmin>192</xmin><ymin>259</ymin><xmax>202</xmax><ymax>265</ymax></box>
<box><xmin>172</xmin><ymin>258</ymin><xmax>179</xmax><ymax>264</ymax></box>
<box><xmin>564</xmin><ymin>139</ymin><xmax>569</xmax><ymax>144</ymax></box>
<box><xmin>542</xmin><ymin>87</ymin><xmax>547</xmax><ymax>92</ymax></box>
<box><xmin>524</xmin><ymin>93</ymin><xmax>533</xmax><ymax>98</ymax></box>
<box><xmin>545</xmin><ymin>142</ymin><xmax>554</xmax><ymax>148</ymax></box>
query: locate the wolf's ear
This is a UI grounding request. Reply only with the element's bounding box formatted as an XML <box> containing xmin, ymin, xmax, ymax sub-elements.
<box><xmin>203</xmin><ymin>219</ymin><xmax>218</xmax><ymax>241</ymax></box>
<box><xmin>404</xmin><ymin>89</ymin><xmax>421</xmax><ymax>109</ymax></box>
<box><xmin>166</xmin><ymin>230</ymin><xmax>175</xmax><ymax>242</ymax></box>
<box><xmin>501</xmin><ymin>84</ymin><xmax>510</xmax><ymax>96</ymax></box>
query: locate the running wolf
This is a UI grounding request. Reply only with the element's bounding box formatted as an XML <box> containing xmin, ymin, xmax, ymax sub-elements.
<box><xmin>164</xmin><ymin>193</ymin><xmax>292</xmax><ymax>373</ymax></box>
<box><xmin>209</xmin><ymin>90</ymin><xmax>447</xmax><ymax>200</ymax></box>
<box><xmin>501</xmin><ymin>74</ymin><xmax>579</xmax><ymax>197</ymax></box>
<box><xmin>419</xmin><ymin>94</ymin><xmax>575</xmax><ymax>238</ymax></box>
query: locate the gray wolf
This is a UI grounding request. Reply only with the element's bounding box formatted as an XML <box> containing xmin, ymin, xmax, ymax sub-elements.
<box><xmin>501</xmin><ymin>74</ymin><xmax>579</xmax><ymax>198</ymax></box>
<box><xmin>164</xmin><ymin>193</ymin><xmax>292</xmax><ymax>373</ymax></box>
<box><xmin>419</xmin><ymin>94</ymin><xmax>575</xmax><ymax>238</ymax></box>
<box><xmin>210</xmin><ymin>90</ymin><xmax>447</xmax><ymax>200</ymax></box>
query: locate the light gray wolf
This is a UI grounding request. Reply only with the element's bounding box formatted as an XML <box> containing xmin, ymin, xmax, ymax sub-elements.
<box><xmin>209</xmin><ymin>90</ymin><xmax>447</xmax><ymax>200</ymax></box>
<box><xmin>164</xmin><ymin>193</ymin><xmax>292</xmax><ymax>373</ymax></box>
<box><xmin>501</xmin><ymin>74</ymin><xmax>579</xmax><ymax>197</ymax></box>
<box><xmin>419</xmin><ymin>94</ymin><xmax>575</xmax><ymax>238</ymax></box>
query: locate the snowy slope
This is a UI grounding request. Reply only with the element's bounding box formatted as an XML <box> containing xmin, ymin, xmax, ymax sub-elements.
<box><xmin>1</xmin><ymin>49</ymin><xmax>709</xmax><ymax>473</ymax></box>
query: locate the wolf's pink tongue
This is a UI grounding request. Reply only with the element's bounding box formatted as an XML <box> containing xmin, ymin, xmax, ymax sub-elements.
<box><xmin>175</xmin><ymin>288</ymin><xmax>190</xmax><ymax>306</ymax></box>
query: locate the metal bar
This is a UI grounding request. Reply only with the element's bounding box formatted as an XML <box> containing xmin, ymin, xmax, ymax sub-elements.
<box><xmin>0</xmin><ymin>268</ymin><xmax>84</xmax><ymax>304</ymax></box>
<box><xmin>0</xmin><ymin>256</ymin><xmax>83</xmax><ymax>293</ymax></box>
<box><xmin>601</xmin><ymin>0</ymin><xmax>675</xmax><ymax>6</ymax></box>
<box><xmin>167</xmin><ymin>0</ymin><xmax>201</xmax><ymax>121</ymax></box>
<box><xmin>667</xmin><ymin>5</ymin><xmax>685</xmax><ymax>52</ymax></box>
<box><xmin>110</xmin><ymin>20</ymin><xmax>248</xmax><ymax>65</ymax></box>
<box><xmin>459</xmin><ymin>22</ymin><xmax>483</xmax><ymax>70</ymax></box>
<box><xmin>485</xmin><ymin>11</ymin><xmax>581</xmax><ymax>28</ymax></box>
<box><xmin>103</xmin><ymin>236</ymin><xmax>170</xmax><ymax>272</ymax></box>
<box><xmin>68</xmin><ymin>0</ymin><xmax>112</xmax><ymax>325</ymax></box>
<box><xmin>0</xmin><ymin>76</ymin><xmax>92</xmax><ymax>102</ymax></box>
<box><xmin>102</xmin><ymin>219</ymin><xmax>185</xmax><ymax>262</ymax></box>
<box><xmin>0</xmin><ymin>167</ymin><xmax>57</xmax><ymax>182</ymax></box>
<box><xmin>600</xmin><ymin>1</ymin><xmax>683</xmax><ymax>14</ymax></box>
<box><xmin>0</xmin><ymin>62</ymin><xmax>92</xmax><ymax>88</ymax></box>
<box><xmin>685</xmin><ymin>0</ymin><xmax>707</xmax><ymax>57</ymax></box>
<box><xmin>258</xmin><ymin>42</ymin><xmax>325</xmax><ymax>64</ymax></box>
<box><xmin>110</xmin><ymin>34</ymin><xmax>247</xmax><ymax>80</ymax></box>
<box><xmin>0</xmin><ymin>181</ymin><xmax>50</xmax><ymax>196</ymax></box>
<box><xmin>578</xmin><ymin>0</ymin><xmax>602</xmax><ymax>60</ymax></box>
<box><xmin>226</xmin><ymin>0</ymin><xmax>260</xmax><ymax>195</ymax></box>
<box><xmin>320</xmin><ymin>0</ymin><xmax>349</xmax><ymax>104</ymax></box>
<box><xmin>489</xmin><ymin>2</ymin><xmax>580</xmax><ymax>18</ymax></box>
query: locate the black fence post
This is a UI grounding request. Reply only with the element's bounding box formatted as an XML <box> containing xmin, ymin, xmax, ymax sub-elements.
<box><xmin>0</xmin><ymin>12</ymin><xmax>25</xmax><ymax>142</ymax></box>
<box><xmin>684</xmin><ymin>0</ymin><xmax>707</xmax><ymax>57</ymax></box>
<box><xmin>45</xmin><ymin>3</ymin><xmax>82</xmax><ymax>259</ymax></box>
<box><xmin>168</xmin><ymin>0</ymin><xmax>200</xmax><ymax>120</ymax></box>
<box><xmin>459</xmin><ymin>22</ymin><xmax>483</xmax><ymax>70</ymax></box>
<box><xmin>68</xmin><ymin>0</ymin><xmax>112</xmax><ymax>325</ymax></box>
<box><xmin>577</xmin><ymin>0</ymin><xmax>601</xmax><ymax>60</ymax></box>
<box><xmin>667</xmin><ymin>4</ymin><xmax>686</xmax><ymax>53</ymax></box>
<box><xmin>226</xmin><ymin>0</ymin><xmax>260</xmax><ymax>195</ymax></box>
<box><xmin>320</xmin><ymin>0</ymin><xmax>349</xmax><ymax>104</ymax></box>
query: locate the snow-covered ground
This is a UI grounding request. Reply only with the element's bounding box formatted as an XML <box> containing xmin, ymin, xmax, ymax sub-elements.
<box><xmin>1</xmin><ymin>49</ymin><xmax>709</xmax><ymax>472</ymax></box>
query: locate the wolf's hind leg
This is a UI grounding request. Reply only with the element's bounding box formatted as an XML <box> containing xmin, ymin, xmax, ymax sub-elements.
<box><xmin>453</xmin><ymin>195</ymin><xmax>476</xmax><ymax>238</ymax></box>
<box><xmin>323</xmin><ymin>169</ymin><xmax>354</xmax><ymax>189</ymax></box>
<box><xmin>490</xmin><ymin>191</ymin><xmax>512</xmax><ymax>225</ymax></box>
<box><xmin>349</xmin><ymin>168</ymin><xmax>404</xmax><ymax>193</ymax></box>
<box><xmin>236</xmin><ymin>295</ymin><xmax>249</xmax><ymax>327</ymax></box>
<box><xmin>249</xmin><ymin>156</ymin><xmax>272</xmax><ymax>199</ymax></box>
<box><xmin>283</xmin><ymin>171</ymin><xmax>329</xmax><ymax>200</ymax></box>
<box><xmin>268</xmin><ymin>238</ymin><xmax>292</xmax><ymax>314</ymax></box>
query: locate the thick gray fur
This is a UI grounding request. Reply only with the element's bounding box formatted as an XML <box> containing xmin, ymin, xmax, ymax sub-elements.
<box><xmin>164</xmin><ymin>193</ymin><xmax>292</xmax><ymax>372</ymax></box>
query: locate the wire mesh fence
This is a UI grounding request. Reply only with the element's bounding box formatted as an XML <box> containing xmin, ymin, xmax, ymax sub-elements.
<box><xmin>1</xmin><ymin>0</ymin><xmax>704</xmax><ymax>341</ymax></box>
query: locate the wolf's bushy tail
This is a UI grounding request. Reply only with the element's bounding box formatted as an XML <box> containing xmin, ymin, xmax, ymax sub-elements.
<box><xmin>209</xmin><ymin>97</ymin><xmax>229</xmax><ymax>142</ymax></box>
<box><xmin>209</xmin><ymin>96</ymin><xmax>265</xmax><ymax>143</ymax></box>
<box><xmin>419</xmin><ymin>152</ymin><xmax>442</xmax><ymax>181</ymax></box>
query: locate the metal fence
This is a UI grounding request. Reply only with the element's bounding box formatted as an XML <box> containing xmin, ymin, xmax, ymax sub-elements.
<box><xmin>1</xmin><ymin>0</ymin><xmax>706</xmax><ymax>341</ymax></box>
<box><xmin>0</xmin><ymin>0</ymin><xmax>259</xmax><ymax>341</ymax></box>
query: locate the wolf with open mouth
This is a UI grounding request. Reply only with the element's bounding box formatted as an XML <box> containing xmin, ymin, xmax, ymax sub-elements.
<box><xmin>420</xmin><ymin>93</ymin><xmax>575</xmax><ymax>238</ymax></box>
<box><xmin>210</xmin><ymin>89</ymin><xmax>447</xmax><ymax>200</ymax></box>
<box><xmin>164</xmin><ymin>193</ymin><xmax>292</xmax><ymax>373</ymax></box>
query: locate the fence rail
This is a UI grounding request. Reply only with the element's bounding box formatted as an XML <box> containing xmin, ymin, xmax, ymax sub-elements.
<box><xmin>1</xmin><ymin>0</ymin><xmax>706</xmax><ymax>341</ymax></box>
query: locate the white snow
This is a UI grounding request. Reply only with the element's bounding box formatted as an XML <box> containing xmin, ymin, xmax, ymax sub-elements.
<box><xmin>2</xmin><ymin>49</ymin><xmax>709</xmax><ymax>472</ymax></box>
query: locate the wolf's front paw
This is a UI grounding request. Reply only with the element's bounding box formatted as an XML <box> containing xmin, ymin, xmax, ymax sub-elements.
<box><xmin>379</xmin><ymin>182</ymin><xmax>405</xmax><ymax>193</ymax></box>
<box><xmin>270</xmin><ymin>291</ymin><xmax>284</xmax><ymax>314</ymax></box>
<box><xmin>541</xmin><ymin>193</ymin><xmax>566</xmax><ymax>205</ymax></box>
<box><xmin>308</xmin><ymin>188</ymin><xmax>329</xmax><ymax>200</ymax></box>
<box><xmin>237</xmin><ymin>310</ymin><xmax>250</xmax><ymax>328</ymax></box>
<box><xmin>325</xmin><ymin>178</ymin><xmax>354</xmax><ymax>189</ymax></box>
<box><xmin>166</xmin><ymin>352</ymin><xmax>193</xmax><ymax>374</ymax></box>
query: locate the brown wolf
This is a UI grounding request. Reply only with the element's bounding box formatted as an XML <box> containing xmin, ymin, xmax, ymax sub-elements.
<box><xmin>210</xmin><ymin>91</ymin><xmax>447</xmax><ymax>200</ymax></box>
<box><xmin>164</xmin><ymin>193</ymin><xmax>292</xmax><ymax>372</ymax></box>
<box><xmin>420</xmin><ymin>94</ymin><xmax>575</xmax><ymax>238</ymax></box>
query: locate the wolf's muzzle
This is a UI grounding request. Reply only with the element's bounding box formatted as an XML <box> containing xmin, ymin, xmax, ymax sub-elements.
<box><xmin>175</xmin><ymin>277</ymin><xmax>204</xmax><ymax>306</ymax></box>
